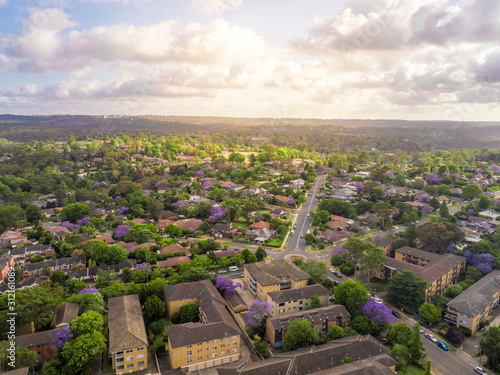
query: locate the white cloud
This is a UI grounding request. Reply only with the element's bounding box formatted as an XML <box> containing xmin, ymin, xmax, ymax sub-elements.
<box><xmin>0</xmin><ymin>0</ymin><xmax>7</xmax><ymax>7</ymax></box>
<box><xmin>191</xmin><ymin>0</ymin><xmax>242</xmax><ymax>14</ymax></box>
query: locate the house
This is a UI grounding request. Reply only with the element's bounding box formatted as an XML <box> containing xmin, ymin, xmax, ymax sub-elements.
<box><xmin>0</xmin><ymin>276</ymin><xmax>49</xmax><ymax>296</ymax></box>
<box><xmin>274</xmin><ymin>195</ymin><xmax>291</xmax><ymax>204</ymax></box>
<box><xmin>372</xmin><ymin>236</ymin><xmax>396</xmax><ymax>256</ymax></box>
<box><xmin>269</xmin><ymin>208</ymin><xmax>288</xmax><ymax>218</ymax></box>
<box><xmin>216</xmin><ymin>335</ymin><xmax>396</xmax><ymax>375</ymax></box>
<box><xmin>158</xmin><ymin>243</ymin><xmax>190</xmax><ymax>256</ymax></box>
<box><xmin>164</xmin><ymin>280</ymin><xmax>241</xmax><ymax>371</ymax></box>
<box><xmin>265</xmin><ymin>305</ymin><xmax>350</xmax><ymax>348</ymax></box>
<box><xmin>210</xmin><ymin>224</ymin><xmax>238</xmax><ymax>239</ymax></box>
<box><xmin>249</xmin><ymin>221</ymin><xmax>270</xmax><ymax>230</ymax></box>
<box><xmin>52</xmin><ymin>302</ymin><xmax>79</xmax><ymax>329</ymax></box>
<box><xmin>0</xmin><ymin>231</ymin><xmax>26</xmax><ymax>248</ymax></box>
<box><xmin>213</xmin><ymin>249</ymin><xmax>241</xmax><ymax>260</ymax></box>
<box><xmin>7</xmin><ymin>245</ymin><xmax>55</xmax><ymax>266</ymax></box>
<box><xmin>157</xmin><ymin>257</ymin><xmax>191</xmax><ymax>269</ymax></box>
<box><xmin>15</xmin><ymin>329</ymin><xmax>64</xmax><ymax>366</ymax></box>
<box><xmin>226</xmin><ymin>290</ymin><xmax>248</xmax><ymax>313</ymax></box>
<box><xmin>68</xmin><ymin>259</ymin><xmax>136</xmax><ymax>281</ymax></box>
<box><xmin>266</xmin><ymin>284</ymin><xmax>333</xmax><ymax>316</ymax></box>
<box><xmin>176</xmin><ymin>219</ymin><xmax>204</xmax><ymax>232</ymax></box>
<box><xmin>23</xmin><ymin>256</ymin><xmax>86</xmax><ymax>279</ymax></box>
<box><xmin>374</xmin><ymin>246</ymin><xmax>466</xmax><ymax>301</ymax></box>
<box><xmin>479</xmin><ymin>209</ymin><xmax>500</xmax><ymax>220</ymax></box>
<box><xmin>0</xmin><ymin>253</ymin><xmax>18</xmax><ymax>283</ymax></box>
<box><xmin>108</xmin><ymin>295</ymin><xmax>149</xmax><ymax>374</ymax></box>
<box><xmin>244</xmin><ymin>228</ymin><xmax>276</xmax><ymax>243</ymax></box>
<box><xmin>162</xmin><ymin>210</ymin><xmax>179</xmax><ymax>220</ymax></box>
<box><xmin>444</xmin><ymin>270</ymin><xmax>500</xmax><ymax>335</ymax></box>
<box><xmin>243</xmin><ymin>259</ymin><xmax>310</xmax><ymax>300</ymax></box>
<box><xmin>436</xmin><ymin>196</ymin><xmax>451</xmax><ymax>205</ymax></box>
<box><xmin>157</xmin><ymin>220</ymin><xmax>177</xmax><ymax>231</ymax></box>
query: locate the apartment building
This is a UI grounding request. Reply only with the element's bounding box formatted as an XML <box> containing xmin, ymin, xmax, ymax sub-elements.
<box><xmin>108</xmin><ymin>295</ymin><xmax>149</xmax><ymax>374</ymax></box>
<box><xmin>444</xmin><ymin>270</ymin><xmax>500</xmax><ymax>334</ymax></box>
<box><xmin>266</xmin><ymin>284</ymin><xmax>333</xmax><ymax>316</ymax></box>
<box><xmin>243</xmin><ymin>259</ymin><xmax>310</xmax><ymax>301</ymax></box>
<box><xmin>265</xmin><ymin>305</ymin><xmax>350</xmax><ymax>348</ymax></box>
<box><xmin>7</xmin><ymin>245</ymin><xmax>55</xmax><ymax>266</ymax></box>
<box><xmin>374</xmin><ymin>246</ymin><xmax>466</xmax><ymax>301</ymax></box>
<box><xmin>165</xmin><ymin>280</ymin><xmax>241</xmax><ymax>372</ymax></box>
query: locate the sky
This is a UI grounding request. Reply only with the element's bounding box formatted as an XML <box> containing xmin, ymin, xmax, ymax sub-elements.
<box><xmin>0</xmin><ymin>0</ymin><xmax>500</xmax><ymax>121</ymax></box>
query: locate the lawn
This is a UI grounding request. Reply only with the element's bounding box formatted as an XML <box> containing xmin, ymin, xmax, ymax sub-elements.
<box><xmin>398</xmin><ymin>365</ymin><xmax>426</xmax><ymax>375</ymax></box>
<box><xmin>266</xmin><ymin>238</ymin><xmax>284</xmax><ymax>247</ymax></box>
<box><xmin>365</xmin><ymin>281</ymin><xmax>390</xmax><ymax>293</ymax></box>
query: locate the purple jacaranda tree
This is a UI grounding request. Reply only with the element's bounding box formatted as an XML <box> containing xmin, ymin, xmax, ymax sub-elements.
<box><xmin>202</xmin><ymin>181</ymin><xmax>213</xmax><ymax>190</ymax></box>
<box><xmin>426</xmin><ymin>173</ymin><xmax>443</xmax><ymax>184</ymax></box>
<box><xmin>245</xmin><ymin>300</ymin><xmax>273</xmax><ymax>328</ymax></box>
<box><xmin>93</xmin><ymin>181</ymin><xmax>101</xmax><ymax>189</ymax></box>
<box><xmin>361</xmin><ymin>299</ymin><xmax>394</xmax><ymax>325</ymax></box>
<box><xmin>206</xmin><ymin>167</ymin><xmax>214</xmax><ymax>172</ymax></box>
<box><xmin>78</xmin><ymin>287</ymin><xmax>101</xmax><ymax>295</ymax></box>
<box><xmin>215</xmin><ymin>275</ymin><xmax>242</xmax><ymax>299</ymax></box>
<box><xmin>331</xmin><ymin>245</ymin><xmax>346</xmax><ymax>254</ymax></box>
<box><xmin>453</xmin><ymin>173</ymin><xmax>461</xmax><ymax>179</ymax></box>
<box><xmin>173</xmin><ymin>201</ymin><xmax>191</xmax><ymax>209</ymax></box>
<box><xmin>117</xmin><ymin>206</ymin><xmax>129</xmax><ymax>215</ymax></box>
<box><xmin>485</xmin><ymin>191</ymin><xmax>493</xmax><ymax>196</ymax></box>
<box><xmin>50</xmin><ymin>326</ymin><xmax>73</xmax><ymax>351</ymax></box>
<box><xmin>386</xmin><ymin>170</ymin><xmax>394</xmax><ymax>179</ymax></box>
<box><xmin>77</xmin><ymin>217</ymin><xmax>91</xmax><ymax>226</ymax></box>
<box><xmin>62</xmin><ymin>221</ymin><xmax>80</xmax><ymax>232</ymax></box>
<box><xmin>463</xmin><ymin>251</ymin><xmax>495</xmax><ymax>274</ymax></box>
<box><xmin>403</xmin><ymin>166</ymin><xmax>411</xmax><ymax>171</ymax></box>
<box><xmin>144</xmin><ymin>189</ymin><xmax>151</xmax><ymax>196</ymax></box>
<box><xmin>195</xmin><ymin>170</ymin><xmax>204</xmax><ymax>177</ymax></box>
<box><xmin>476</xmin><ymin>173</ymin><xmax>484</xmax><ymax>179</ymax></box>
<box><xmin>370</xmin><ymin>161</ymin><xmax>377</xmax><ymax>167</ymax></box>
<box><xmin>287</xmin><ymin>198</ymin><xmax>296</xmax><ymax>205</ymax></box>
<box><xmin>158</xmin><ymin>195</ymin><xmax>164</xmax><ymax>200</ymax></box>
<box><xmin>422</xmin><ymin>205</ymin><xmax>434</xmax><ymax>216</ymax></box>
<box><xmin>114</xmin><ymin>196</ymin><xmax>122</xmax><ymax>203</ymax></box>
<box><xmin>446</xmin><ymin>244</ymin><xmax>456</xmax><ymax>253</ymax></box>
<box><xmin>322</xmin><ymin>192</ymin><xmax>328</xmax><ymax>198</ymax></box>
<box><xmin>209</xmin><ymin>206</ymin><xmax>227</xmax><ymax>223</ymax></box>
<box><xmin>419</xmin><ymin>194</ymin><xmax>429</xmax><ymax>203</ymax></box>
<box><xmin>115</xmin><ymin>225</ymin><xmax>133</xmax><ymax>239</ymax></box>
<box><xmin>155</xmin><ymin>181</ymin><xmax>163</xmax><ymax>189</ymax></box>
<box><xmin>256</xmin><ymin>214</ymin><xmax>265</xmax><ymax>222</ymax></box>
<box><xmin>315</xmin><ymin>166</ymin><xmax>326</xmax><ymax>174</ymax></box>
<box><xmin>353</xmin><ymin>181</ymin><xmax>365</xmax><ymax>190</ymax></box>
<box><xmin>489</xmin><ymin>164</ymin><xmax>500</xmax><ymax>172</ymax></box>
<box><xmin>137</xmin><ymin>262</ymin><xmax>151</xmax><ymax>272</ymax></box>
<box><xmin>467</xmin><ymin>209</ymin><xmax>474</xmax><ymax>214</ymax></box>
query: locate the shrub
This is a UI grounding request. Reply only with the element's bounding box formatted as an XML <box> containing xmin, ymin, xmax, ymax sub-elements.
<box><xmin>170</xmin><ymin>312</ymin><xmax>181</xmax><ymax>324</ymax></box>
<box><xmin>445</xmin><ymin>326</ymin><xmax>465</xmax><ymax>344</ymax></box>
<box><xmin>460</xmin><ymin>327</ymin><xmax>472</xmax><ymax>337</ymax></box>
<box><xmin>339</xmin><ymin>263</ymin><xmax>354</xmax><ymax>276</ymax></box>
<box><xmin>330</xmin><ymin>254</ymin><xmax>345</xmax><ymax>266</ymax></box>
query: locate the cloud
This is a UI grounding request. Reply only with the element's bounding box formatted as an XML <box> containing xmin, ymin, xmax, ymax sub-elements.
<box><xmin>0</xmin><ymin>0</ymin><xmax>7</xmax><ymax>7</ymax></box>
<box><xmin>191</xmin><ymin>0</ymin><xmax>242</xmax><ymax>14</ymax></box>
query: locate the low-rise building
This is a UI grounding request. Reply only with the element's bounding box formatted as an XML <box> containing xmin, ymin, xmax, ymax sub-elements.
<box><xmin>23</xmin><ymin>256</ymin><xmax>86</xmax><ymax>279</ymax></box>
<box><xmin>243</xmin><ymin>259</ymin><xmax>310</xmax><ymax>301</ymax></box>
<box><xmin>265</xmin><ymin>305</ymin><xmax>350</xmax><ymax>348</ymax></box>
<box><xmin>108</xmin><ymin>294</ymin><xmax>149</xmax><ymax>374</ymax></box>
<box><xmin>444</xmin><ymin>270</ymin><xmax>500</xmax><ymax>334</ymax></box>
<box><xmin>374</xmin><ymin>246</ymin><xmax>466</xmax><ymax>301</ymax></box>
<box><xmin>266</xmin><ymin>284</ymin><xmax>333</xmax><ymax>316</ymax></box>
<box><xmin>165</xmin><ymin>280</ymin><xmax>241</xmax><ymax>372</ymax></box>
<box><xmin>15</xmin><ymin>329</ymin><xmax>62</xmax><ymax>366</ymax></box>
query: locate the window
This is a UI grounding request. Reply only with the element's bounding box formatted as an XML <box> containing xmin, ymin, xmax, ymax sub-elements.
<box><xmin>187</xmin><ymin>351</ymin><xmax>192</xmax><ymax>356</ymax></box>
<box><xmin>126</xmin><ymin>356</ymin><xmax>133</xmax><ymax>361</ymax></box>
<box><xmin>126</xmin><ymin>349</ymin><xmax>134</xmax><ymax>353</ymax></box>
<box><xmin>127</xmin><ymin>364</ymin><xmax>134</xmax><ymax>369</ymax></box>
<box><xmin>220</xmin><ymin>344</ymin><xmax>225</xmax><ymax>348</ymax></box>
<box><xmin>212</xmin><ymin>339</ymin><xmax>217</xmax><ymax>343</ymax></box>
<box><xmin>459</xmin><ymin>319</ymin><xmax>469</xmax><ymax>325</ymax></box>
<box><xmin>198</xmin><ymin>342</ymin><xmax>203</xmax><ymax>346</ymax></box>
<box><xmin>198</xmin><ymin>356</ymin><xmax>203</xmax><ymax>360</ymax></box>
<box><xmin>137</xmin><ymin>347</ymin><xmax>144</xmax><ymax>351</ymax></box>
<box><xmin>221</xmin><ymin>351</ymin><xmax>225</xmax><ymax>355</ymax></box>
<box><xmin>233</xmin><ymin>349</ymin><xmax>237</xmax><ymax>353</ymax></box>
<box><xmin>461</xmin><ymin>313</ymin><xmax>471</xmax><ymax>318</ymax></box>
<box><xmin>197</xmin><ymin>349</ymin><xmax>203</xmax><ymax>353</ymax></box>
<box><xmin>212</xmin><ymin>346</ymin><xmax>217</xmax><ymax>350</ymax></box>
<box><xmin>137</xmin><ymin>354</ymin><xmax>144</xmax><ymax>359</ymax></box>
<box><xmin>212</xmin><ymin>353</ymin><xmax>218</xmax><ymax>358</ymax></box>
<box><xmin>138</xmin><ymin>361</ymin><xmax>145</xmax><ymax>366</ymax></box>
<box><xmin>187</xmin><ymin>359</ymin><xmax>193</xmax><ymax>364</ymax></box>
<box><xmin>233</xmin><ymin>342</ymin><xmax>238</xmax><ymax>346</ymax></box>
<box><xmin>187</xmin><ymin>344</ymin><xmax>192</xmax><ymax>348</ymax></box>
<box><xmin>180</xmin><ymin>299</ymin><xmax>184</xmax><ymax>302</ymax></box>
<box><xmin>279</xmin><ymin>309</ymin><xmax>285</xmax><ymax>313</ymax></box>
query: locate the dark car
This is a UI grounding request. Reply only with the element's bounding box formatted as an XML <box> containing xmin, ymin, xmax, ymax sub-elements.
<box><xmin>392</xmin><ymin>310</ymin><xmax>401</xmax><ymax>318</ymax></box>
<box><xmin>333</xmin><ymin>280</ymin><xmax>340</xmax><ymax>286</ymax></box>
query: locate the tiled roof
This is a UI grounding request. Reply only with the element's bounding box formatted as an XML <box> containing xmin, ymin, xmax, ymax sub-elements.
<box><xmin>267</xmin><ymin>284</ymin><xmax>332</xmax><ymax>304</ymax></box>
<box><xmin>54</xmin><ymin>302</ymin><xmax>79</xmax><ymax>327</ymax></box>
<box><xmin>267</xmin><ymin>305</ymin><xmax>350</xmax><ymax>331</ymax></box>
<box><xmin>244</xmin><ymin>259</ymin><xmax>310</xmax><ymax>287</ymax></box>
<box><xmin>108</xmin><ymin>295</ymin><xmax>148</xmax><ymax>354</ymax></box>
<box><xmin>15</xmin><ymin>328</ymin><xmax>62</xmax><ymax>348</ymax></box>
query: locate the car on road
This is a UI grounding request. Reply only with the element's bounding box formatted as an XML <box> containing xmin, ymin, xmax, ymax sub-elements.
<box><xmin>391</xmin><ymin>310</ymin><xmax>401</xmax><ymax>318</ymax></box>
<box><xmin>218</xmin><ymin>270</ymin><xmax>227</xmax><ymax>274</ymax></box>
<box><xmin>425</xmin><ymin>333</ymin><xmax>438</xmax><ymax>343</ymax></box>
<box><xmin>304</xmin><ymin>242</ymin><xmax>308</xmax><ymax>245</ymax></box>
<box><xmin>474</xmin><ymin>366</ymin><xmax>488</xmax><ymax>375</ymax></box>
<box><xmin>436</xmin><ymin>341</ymin><xmax>449</xmax><ymax>351</ymax></box>
<box><xmin>328</xmin><ymin>268</ymin><xmax>335</xmax><ymax>273</ymax></box>
<box><xmin>291</xmin><ymin>230</ymin><xmax>295</xmax><ymax>236</ymax></box>
<box><xmin>334</xmin><ymin>271</ymin><xmax>342</xmax><ymax>278</ymax></box>
<box><xmin>373</xmin><ymin>297</ymin><xmax>383</xmax><ymax>304</ymax></box>
<box><xmin>307</xmin><ymin>213</ymin><xmax>310</xmax><ymax>217</ymax></box>
<box><xmin>307</xmin><ymin>230</ymin><xmax>310</xmax><ymax>234</ymax></box>
<box><xmin>301</xmin><ymin>234</ymin><xmax>304</xmax><ymax>238</ymax></box>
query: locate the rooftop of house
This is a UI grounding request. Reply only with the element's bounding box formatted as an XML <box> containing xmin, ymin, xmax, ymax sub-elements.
<box><xmin>244</xmin><ymin>259</ymin><xmax>310</xmax><ymax>286</ymax></box>
<box><xmin>267</xmin><ymin>305</ymin><xmax>350</xmax><ymax>331</ymax></box>
<box><xmin>267</xmin><ymin>284</ymin><xmax>332</xmax><ymax>304</ymax></box>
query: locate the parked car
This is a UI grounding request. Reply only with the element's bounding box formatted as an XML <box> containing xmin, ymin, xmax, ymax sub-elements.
<box><xmin>391</xmin><ymin>310</ymin><xmax>401</xmax><ymax>318</ymax></box>
<box><xmin>373</xmin><ymin>297</ymin><xmax>383</xmax><ymax>304</ymax></box>
<box><xmin>301</xmin><ymin>234</ymin><xmax>304</xmax><ymax>238</ymax></box>
<box><xmin>328</xmin><ymin>268</ymin><xmax>335</xmax><ymax>273</ymax></box>
<box><xmin>218</xmin><ymin>270</ymin><xmax>227</xmax><ymax>274</ymax></box>
<box><xmin>335</xmin><ymin>271</ymin><xmax>342</xmax><ymax>278</ymax></box>
<box><xmin>425</xmin><ymin>333</ymin><xmax>438</xmax><ymax>343</ymax></box>
<box><xmin>304</xmin><ymin>242</ymin><xmax>308</xmax><ymax>245</ymax></box>
<box><xmin>474</xmin><ymin>366</ymin><xmax>488</xmax><ymax>375</ymax></box>
<box><xmin>291</xmin><ymin>230</ymin><xmax>295</xmax><ymax>236</ymax></box>
<box><xmin>437</xmin><ymin>341</ymin><xmax>449</xmax><ymax>351</ymax></box>
<box><xmin>333</xmin><ymin>280</ymin><xmax>340</xmax><ymax>286</ymax></box>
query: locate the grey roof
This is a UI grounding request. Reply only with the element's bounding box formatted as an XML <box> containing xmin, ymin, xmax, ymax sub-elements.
<box><xmin>267</xmin><ymin>284</ymin><xmax>332</xmax><ymax>304</ymax></box>
<box><xmin>396</xmin><ymin>246</ymin><xmax>443</xmax><ymax>262</ymax></box>
<box><xmin>108</xmin><ymin>294</ymin><xmax>148</xmax><ymax>353</ymax></box>
<box><xmin>447</xmin><ymin>270</ymin><xmax>500</xmax><ymax>316</ymax></box>
<box><xmin>217</xmin><ymin>335</ymin><xmax>391</xmax><ymax>375</ymax></box>
<box><xmin>267</xmin><ymin>305</ymin><xmax>350</xmax><ymax>331</ymax></box>
<box><xmin>54</xmin><ymin>302</ymin><xmax>79</xmax><ymax>327</ymax></box>
<box><xmin>244</xmin><ymin>259</ymin><xmax>310</xmax><ymax>286</ymax></box>
<box><xmin>372</xmin><ymin>236</ymin><xmax>396</xmax><ymax>248</ymax></box>
<box><xmin>167</xmin><ymin>322</ymin><xmax>240</xmax><ymax>349</ymax></box>
<box><xmin>15</xmin><ymin>328</ymin><xmax>62</xmax><ymax>348</ymax></box>
<box><xmin>23</xmin><ymin>256</ymin><xmax>86</xmax><ymax>272</ymax></box>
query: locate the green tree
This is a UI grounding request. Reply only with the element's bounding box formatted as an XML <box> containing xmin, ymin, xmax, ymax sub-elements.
<box><xmin>387</xmin><ymin>270</ymin><xmax>427</xmax><ymax>309</ymax></box>
<box><xmin>444</xmin><ymin>284</ymin><xmax>463</xmax><ymax>299</ymax></box>
<box><xmin>101</xmin><ymin>283</ymin><xmax>127</xmax><ymax>301</ymax></box>
<box><xmin>359</xmin><ymin>244</ymin><xmax>386</xmax><ymax>277</ymax></box>
<box><xmin>409</xmin><ymin>323</ymin><xmax>424</xmax><ymax>363</ymax></box>
<box><xmin>418</xmin><ymin>303</ymin><xmax>442</xmax><ymax>326</ymax></box>
<box><xmin>424</xmin><ymin>360</ymin><xmax>431</xmax><ymax>375</ymax></box>
<box><xmin>350</xmin><ymin>316</ymin><xmax>380</xmax><ymax>336</ymax></box>
<box><xmin>297</xmin><ymin>259</ymin><xmax>325</xmax><ymax>284</ymax></box>
<box><xmin>461</xmin><ymin>184</ymin><xmax>483</xmax><ymax>201</ymax></box>
<box><xmin>149</xmin><ymin>200</ymin><xmax>164</xmax><ymax>222</ymax></box>
<box><xmin>439</xmin><ymin>202</ymin><xmax>450</xmax><ymax>219</ymax></box>
<box><xmin>50</xmin><ymin>271</ymin><xmax>67</xmax><ymax>285</ymax></box>
<box><xmin>61</xmin><ymin>331</ymin><xmax>107</xmax><ymax>375</ymax></box>
<box><xmin>390</xmin><ymin>343</ymin><xmax>410</xmax><ymax>370</ymax></box>
<box><xmin>145</xmin><ymin>295</ymin><xmax>166</xmax><ymax>321</ymax></box>
<box><xmin>181</xmin><ymin>266</ymin><xmax>213</xmax><ymax>283</ymax></box>
<box><xmin>480</xmin><ymin>325</ymin><xmax>500</xmax><ymax>367</ymax></box>
<box><xmin>17</xmin><ymin>284</ymin><xmax>63</xmax><ymax>331</ymax></box>
<box><xmin>121</xmin><ymin>267</ymin><xmax>132</xmax><ymax>283</ymax></box>
<box><xmin>0</xmin><ymin>345</ymin><xmax>38</xmax><ymax>370</ymax></box>
<box><xmin>325</xmin><ymin>325</ymin><xmax>344</xmax><ymax>340</ymax></box>
<box><xmin>334</xmin><ymin>280</ymin><xmax>370</xmax><ymax>317</ymax></box>
<box><xmin>25</xmin><ymin>204</ymin><xmax>44</xmax><ymax>227</ymax></box>
<box><xmin>71</xmin><ymin>310</ymin><xmax>104</xmax><ymax>336</ymax></box>
<box><xmin>67</xmin><ymin>291</ymin><xmax>105</xmax><ymax>314</ymax></box>
<box><xmin>309</xmin><ymin>295</ymin><xmax>321</xmax><ymax>309</ymax></box>
<box><xmin>60</xmin><ymin>203</ymin><xmax>90</xmax><ymax>223</ymax></box>
<box><xmin>386</xmin><ymin>323</ymin><xmax>413</xmax><ymax>346</ymax></box>
<box><xmin>282</xmin><ymin>320</ymin><xmax>319</xmax><ymax>351</ymax></box>
<box><xmin>255</xmin><ymin>247</ymin><xmax>267</xmax><ymax>261</ymax></box>
<box><xmin>41</xmin><ymin>358</ymin><xmax>62</xmax><ymax>375</ymax></box>
<box><xmin>179</xmin><ymin>303</ymin><xmax>200</xmax><ymax>323</ymax></box>
<box><xmin>417</xmin><ymin>222</ymin><xmax>464</xmax><ymax>253</ymax></box>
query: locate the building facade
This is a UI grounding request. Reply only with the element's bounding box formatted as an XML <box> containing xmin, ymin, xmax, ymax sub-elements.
<box><xmin>266</xmin><ymin>284</ymin><xmax>333</xmax><ymax>316</ymax></box>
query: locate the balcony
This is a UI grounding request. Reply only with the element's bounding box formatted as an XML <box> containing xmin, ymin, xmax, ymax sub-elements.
<box><xmin>116</xmin><ymin>360</ymin><xmax>124</xmax><ymax>366</ymax></box>
<box><xmin>115</xmin><ymin>353</ymin><xmax>124</xmax><ymax>359</ymax></box>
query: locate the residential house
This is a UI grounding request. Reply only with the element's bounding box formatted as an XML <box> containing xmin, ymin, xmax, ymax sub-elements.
<box><xmin>265</xmin><ymin>305</ymin><xmax>350</xmax><ymax>348</ymax></box>
<box><xmin>266</xmin><ymin>284</ymin><xmax>333</xmax><ymax>316</ymax></box>
<box><xmin>210</xmin><ymin>224</ymin><xmax>238</xmax><ymax>239</ymax></box>
<box><xmin>244</xmin><ymin>228</ymin><xmax>276</xmax><ymax>243</ymax></box>
<box><xmin>69</xmin><ymin>259</ymin><xmax>136</xmax><ymax>281</ymax></box>
<box><xmin>108</xmin><ymin>295</ymin><xmax>149</xmax><ymax>374</ymax></box>
<box><xmin>372</xmin><ymin>236</ymin><xmax>396</xmax><ymax>256</ymax></box>
<box><xmin>243</xmin><ymin>259</ymin><xmax>310</xmax><ymax>300</ymax></box>
<box><xmin>0</xmin><ymin>276</ymin><xmax>49</xmax><ymax>296</ymax></box>
<box><xmin>157</xmin><ymin>257</ymin><xmax>191</xmax><ymax>269</ymax></box>
<box><xmin>249</xmin><ymin>221</ymin><xmax>270</xmax><ymax>230</ymax></box>
<box><xmin>162</xmin><ymin>210</ymin><xmax>179</xmax><ymax>220</ymax></box>
<box><xmin>157</xmin><ymin>219</ymin><xmax>177</xmax><ymax>231</ymax></box>
<box><xmin>479</xmin><ymin>209</ymin><xmax>500</xmax><ymax>220</ymax></box>
<box><xmin>269</xmin><ymin>208</ymin><xmax>288</xmax><ymax>218</ymax></box>
<box><xmin>213</xmin><ymin>249</ymin><xmax>241</xmax><ymax>260</ymax></box>
<box><xmin>52</xmin><ymin>302</ymin><xmax>79</xmax><ymax>329</ymax></box>
<box><xmin>22</xmin><ymin>256</ymin><xmax>86</xmax><ymax>280</ymax></box>
<box><xmin>165</xmin><ymin>280</ymin><xmax>241</xmax><ymax>371</ymax></box>
<box><xmin>374</xmin><ymin>246</ymin><xmax>466</xmax><ymax>301</ymax></box>
<box><xmin>0</xmin><ymin>231</ymin><xmax>26</xmax><ymax>248</ymax></box>
<box><xmin>444</xmin><ymin>270</ymin><xmax>500</xmax><ymax>334</ymax></box>
<box><xmin>158</xmin><ymin>243</ymin><xmax>190</xmax><ymax>256</ymax></box>
<box><xmin>176</xmin><ymin>219</ymin><xmax>204</xmax><ymax>233</ymax></box>
<box><xmin>7</xmin><ymin>245</ymin><xmax>55</xmax><ymax>266</ymax></box>
<box><xmin>15</xmin><ymin>329</ymin><xmax>63</xmax><ymax>366</ymax></box>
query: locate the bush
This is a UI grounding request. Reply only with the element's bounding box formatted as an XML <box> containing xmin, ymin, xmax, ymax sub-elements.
<box><xmin>151</xmin><ymin>339</ymin><xmax>165</xmax><ymax>354</ymax></box>
<box><xmin>445</xmin><ymin>326</ymin><xmax>465</xmax><ymax>344</ymax></box>
<box><xmin>148</xmin><ymin>321</ymin><xmax>165</xmax><ymax>337</ymax></box>
<box><xmin>461</xmin><ymin>327</ymin><xmax>472</xmax><ymax>337</ymax></box>
<box><xmin>330</xmin><ymin>254</ymin><xmax>345</xmax><ymax>266</ymax></box>
<box><xmin>170</xmin><ymin>312</ymin><xmax>181</xmax><ymax>324</ymax></box>
<box><xmin>339</xmin><ymin>263</ymin><xmax>354</xmax><ymax>276</ymax></box>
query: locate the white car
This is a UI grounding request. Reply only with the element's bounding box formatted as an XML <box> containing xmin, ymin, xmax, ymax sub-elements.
<box><xmin>373</xmin><ymin>297</ymin><xmax>383</xmax><ymax>304</ymax></box>
<box><xmin>474</xmin><ymin>367</ymin><xmax>488</xmax><ymax>375</ymax></box>
<box><xmin>301</xmin><ymin>234</ymin><xmax>304</xmax><ymax>238</ymax></box>
<box><xmin>425</xmin><ymin>333</ymin><xmax>438</xmax><ymax>343</ymax></box>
